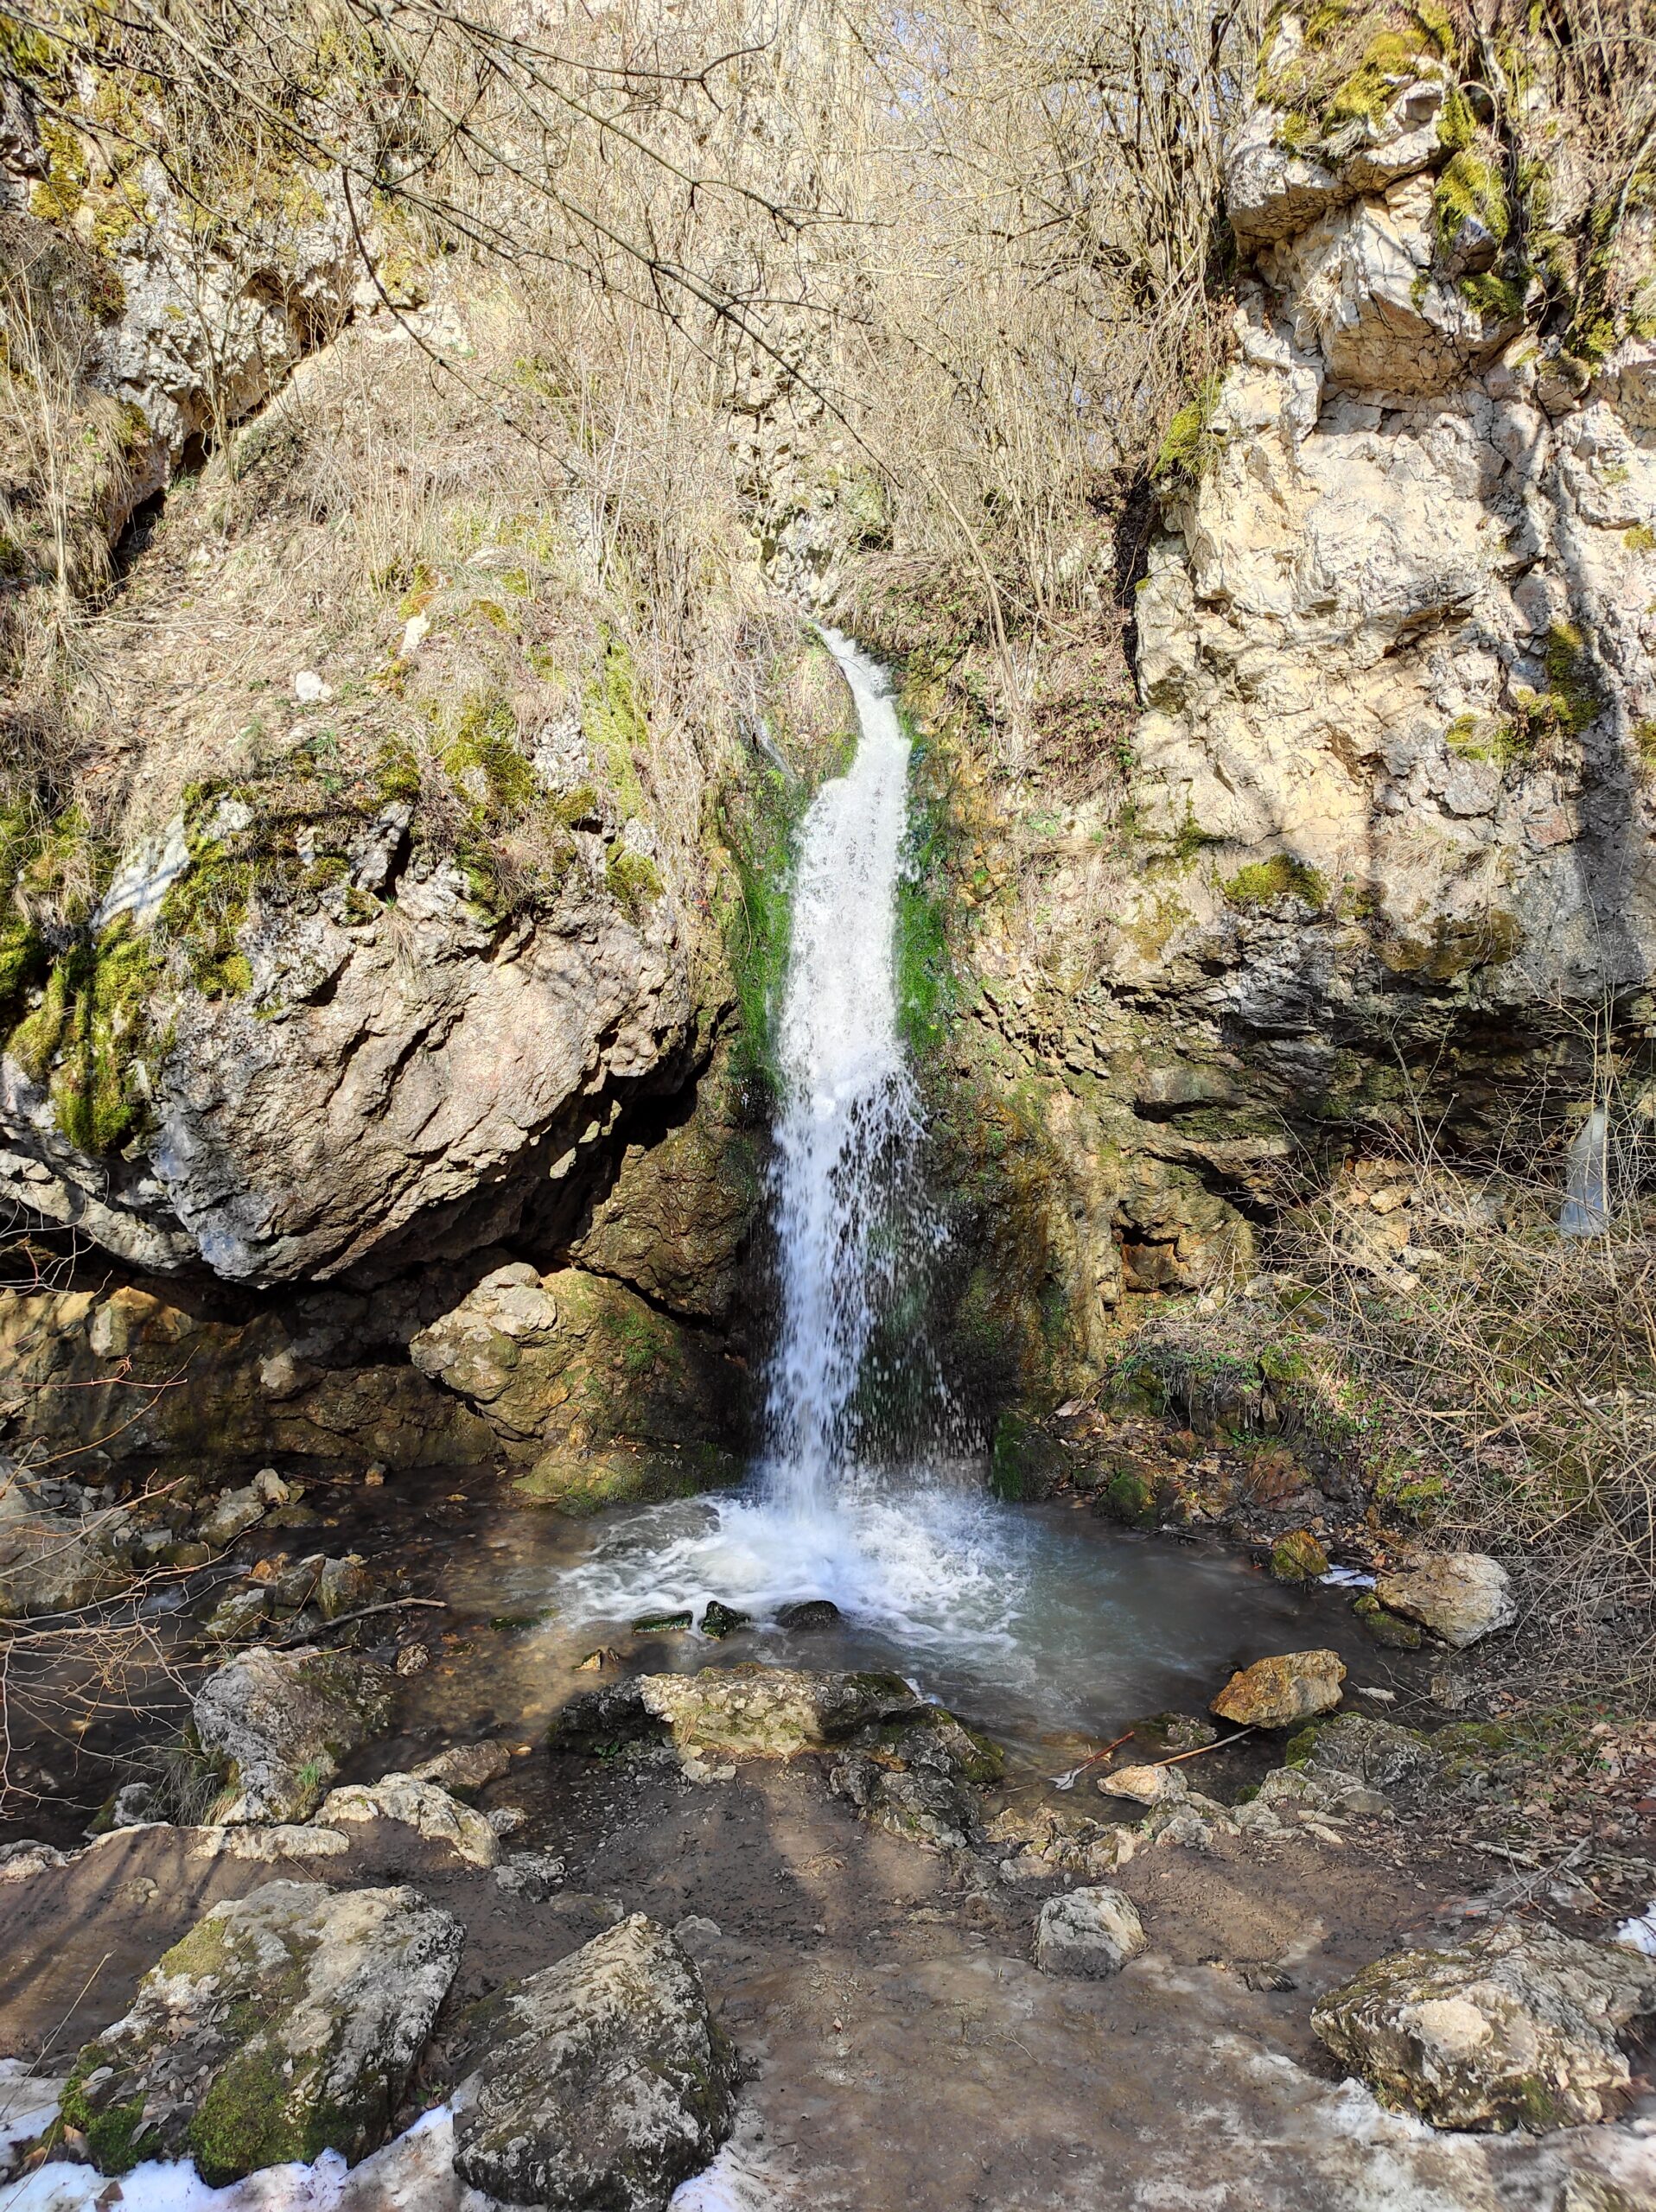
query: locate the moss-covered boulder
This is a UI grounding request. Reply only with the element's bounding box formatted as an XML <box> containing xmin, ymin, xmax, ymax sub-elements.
<box><xmin>829</xmin><ymin>1705</ymin><xmax>1004</xmax><ymax>1851</ymax></box>
<box><xmin>1270</xmin><ymin>1529</ymin><xmax>1329</xmax><ymax>1583</ymax></box>
<box><xmin>62</xmin><ymin>1879</ymin><xmax>462</xmax><ymax>2182</ymax></box>
<box><xmin>1311</xmin><ymin>1925</ymin><xmax>1656</xmax><ymax>2132</ymax></box>
<box><xmin>551</xmin><ymin>1664</ymin><xmax>922</xmax><ymax>1763</ymax></box>
<box><xmin>1353</xmin><ymin>1591</ymin><xmax>1423</xmax><ymax>1649</ymax></box>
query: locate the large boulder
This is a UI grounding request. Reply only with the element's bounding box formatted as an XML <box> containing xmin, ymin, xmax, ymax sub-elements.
<box><xmin>1374</xmin><ymin>1554</ymin><xmax>1516</xmax><ymax>1648</ymax></box>
<box><xmin>1299</xmin><ymin>1713</ymin><xmax>1443</xmax><ymax>1793</ymax></box>
<box><xmin>1311</xmin><ymin>1924</ymin><xmax>1656</xmax><ymax>2131</ymax></box>
<box><xmin>192</xmin><ymin>1645</ymin><xmax>394</xmax><ymax>1822</ymax></box>
<box><xmin>61</xmin><ymin>1879</ymin><xmax>462</xmax><ymax>2182</ymax></box>
<box><xmin>1034</xmin><ymin>1887</ymin><xmax>1148</xmax><ymax>1980</ymax></box>
<box><xmin>449</xmin><ymin>1914</ymin><xmax>737</xmax><ymax>2211</ymax></box>
<box><xmin>1211</xmin><ymin>1649</ymin><xmax>1346</xmax><ymax>1729</ymax></box>
<box><xmin>551</xmin><ymin>1666</ymin><xmax>923</xmax><ymax>1762</ymax></box>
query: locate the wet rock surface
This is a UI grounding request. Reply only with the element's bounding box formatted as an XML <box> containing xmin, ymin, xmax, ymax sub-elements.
<box><xmin>63</xmin><ymin>1878</ymin><xmax>462</xmax><ymax>2181</ymax></box>
<box><xmin>448</xmin><ymin>1913</ymin><xmax>737</xmax><ymax>2211</ymax></box>
<box><xmin>552</xmin><ymin>1665</ymin><xmax>925</xmax><ymax>1763</ymax></box>
<box><xmin>315</xmin><ymin>1773</ymin><xmax>500</xmax><ymax>1869</ymax></box>
<box><xmin>1312</xmin><ymin>1923</ymin><xmax>1656</xmax><ymax>2133</ymax></box>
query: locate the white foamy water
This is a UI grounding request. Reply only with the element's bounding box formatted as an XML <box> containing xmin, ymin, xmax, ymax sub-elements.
<box><xmin>762</xmin><ymin>626</ymin><xmax>926</xmax><ymax>1510</ymax></box>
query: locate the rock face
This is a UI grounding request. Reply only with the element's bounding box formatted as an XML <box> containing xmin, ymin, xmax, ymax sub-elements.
<box><xmin>0</xmin><ymin>848</ymin><xmax>693</xmax><ymax>1287</ymax></box>
<box><xmin>1311</xmin><ymin>1924</ymin><xmax>1656</xmax><ymax>2132</ymax></box>
<box><xmin>63</xmin><ymin>1879</ymin><xmax>462</xmax><ymax>2182</ymax></box>
<box><xmin>0</xmin><ymin>1468</ymin><xmax>131</xmax><ymax>1616</ymax></box>
<box><xmin>449</xmin><ymin>1914</ymin><xmax>737</xmax><ymax>2211</ymax></box>
<box><xmin>1123</xmin><ymin>73</ymin><xmax>1656</xmax><ymax>1071</ymax></box>
<box><xmin>191</xmin><ymin>1646</ymin><xmax>394</xmax><ymax>1822</ymax></box>
<box><xmin>1212</xmin><ymin>1649</ymin><xmax>1346</xmax><ymax>1729</ymax></box>
<box><xmin>1375</xmin><ymin>1554</ymin><xmax>1517</xmax><ymax>1647</ymax></box>
<box><xmin>410</xmin><ymin>1258</ymin><xmax>736</xmax><ymax>1494</ymax></box>
<box><xmin>552</xmin><ymin>1666</ymin><xmax>924</xmax><ymax>1762</ymax></box>
<box><xmin>1034</xmin><ymin>1887</ymin><xmax>1148</xmax><ymax>1979</ymax></box>
<box><xmin>0</xmin><ymin>1276</ymin><xmax>495</xmax><ymax>1471</ymax></box>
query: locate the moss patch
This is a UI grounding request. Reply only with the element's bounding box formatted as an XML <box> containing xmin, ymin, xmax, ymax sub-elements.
<box><xmin>1223</xmin><ymin>854</ymin><xmax>1329</xmax><ymax>911</ymax></box>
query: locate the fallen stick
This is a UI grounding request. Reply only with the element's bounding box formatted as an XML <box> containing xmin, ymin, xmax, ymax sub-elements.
<box><xmin>272</xmin><ymin>1597</ymin><xmax>447</xmax><ymax>1646</ymax></box>
<box><xmin>1143</xmin><ymin>1727</ymin><xmax>1258</xmax><ymax>1770</ymax></box>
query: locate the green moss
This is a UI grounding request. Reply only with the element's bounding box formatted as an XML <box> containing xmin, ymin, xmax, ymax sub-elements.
<box><xmin>1100</xmin><ymin>1466</ymin><xmax>1158</xmax><ymax>1529</ymax></box>
<box><xmin>8</xmin><ymin>921</ymin><xmax>162</xmax><ymax>1153</ymax></box>
<box><xmin>186</xmin><ymin>2044</ymin><xmax>311</xmax><ymax>2185</ymax></box>
<box><xmin>1632</xmin><ymin>719</ymin><xmax>1656</xmax><ymax>774</ymax></box>
<box><xmin>1444</xmin><ymin>712</ymin><xmax>1528</xmax><ymax>767</ymax></box>
<box><xmin>443</xmin><ymin>693</ymin><xmax>539</xmax><ymax>817</ymax></box>
<box><xmin>894</xmin><ymin>728</ymin><xmax>957</xmax><ymax>1058</ymax></box>
<box><xmin>604</xmin><ymin>844</ymin><xmax>662</xmax><ymax>918</ymax></box>
<box><xmin>1433</xmin><ymin>150</ymin><xmax>1510</xmax><ymax>253</ymax></box>
<box><xmin>1223</xmin><ymin>854</ymin><xmax>1329</xmax><ymax>911</ymax></box>
<box><xmin>374</xmin><ymin>738</ymin><xmax>422</xmax><ymax>807</ymax></box>
<box><xmin>1625</xmin><ymin>524</ymin><xmax>1656</xmax><ymax>556</ymax></box>
<box><xmin>1353</xmin><ymin>1590</ymin><xmax>1423</xmax><ymax>1647</ymax></box>
<box><xmin>583</xmin><ymin>632</ymin><xmax>649</xmax><ymax>821</ymax></box>
<box><xmin>61</xmin><ymin>2058</ymin><xmax>156</xmax><ymax>2177</ymax></box>
<box><xmin>1154</xmin><ymin>375</ymin><xmax>1223</xmax><ymax>485</ymax></box>
<box><xmin>1271</xmin><ymin>1529</ymin><xmax>1329</xmax><ymax>1582</ymax></box>
<box><xmin>1327</xmin><ymin>31</ymin><xmax>1430</xmax><ymax>127</ymax></box>
<box><xmin>1282</xmin><ymin>1720</ymin><xmax>1330</xmax><ymax>1768</ymax></box>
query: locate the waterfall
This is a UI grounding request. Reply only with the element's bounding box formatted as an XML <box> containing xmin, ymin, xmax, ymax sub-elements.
<box><xmin>761</xmin><ymin>627</ymin><xmax>927</xmax><ymax>1510</ymax></box>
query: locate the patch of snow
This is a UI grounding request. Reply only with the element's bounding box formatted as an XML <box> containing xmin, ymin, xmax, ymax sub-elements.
<box><xmin>0</xmin><ymin>2107</ymin><xmax>472</xmax><ymax>2212</ymax></box>
<box><xmin>293</xmin><ymin>671</ymin><xmax>332</xmax><ymax>703</ymax></box>
<box><xmin>1615</xmin><ymin>1899</ymin><xmax>1656</xmax><ymax>1955</ymax></box>
<box><xmin>92</xmin><ymin>815</ymin><xmax>189</xmax><ymax>932</ymax></box>
<box><xmin>1319</xmin><ymin>1567</ymin><xmax>1377</xmax><ymax>1590</ymax></box>
<box><xmin>670</xmin><ymin>2109</ymin><xmax>794</xmax><ymax>2211</ymax></box>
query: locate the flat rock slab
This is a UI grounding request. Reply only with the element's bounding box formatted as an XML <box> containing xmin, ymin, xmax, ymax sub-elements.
<box><xmin>1212</xmin><ymin>1649</ymin><xmax>1346</xmax><ymax>1729</ymax></box>
<box><xmin>451</xmin><ymin>1911</ymin><xmax>737</xmax><ymax>2210</ymax></box>
<box><xmin>193</xmin><ymin>1645</ymin><xmax>395</xmax><ymax>1821</ymax></box>
<box><xmin>63</xmin><ymin>1878</ymin><xmax>462</xmax><ymax>2182</ymax></box>
<box><xmin>1375</xmin><ymin>1554</ymin><xmax>1516</xmax><ymax>1648</ymax></box>
<box><xmin>1312</xmin><ymin>1923</ymin><xmax>1656</xmax><ymax>2130</ymax></box>
<box><xmin>1035</xmin><ymin>1886</ymin><xmax>1148</xmax><ymax>1979</ymax></box>
<box><xmin>316</xmin><ymin>1774</ymin><xmax>500</xmax><ymax>1867</ymax></box>
<box><xmin>553</xmin><ymin>1665</ymin><xmax>923</xmax><ymax>1760</ymax></box>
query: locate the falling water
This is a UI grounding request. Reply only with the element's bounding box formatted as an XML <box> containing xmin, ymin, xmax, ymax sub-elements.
<box><xmin>762</xmin><ymin>626</ymin><xmax>932</xmax><ymax>1509</ymax></box>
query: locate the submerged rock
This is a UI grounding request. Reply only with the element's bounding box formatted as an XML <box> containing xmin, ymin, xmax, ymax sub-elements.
<box><xmin>1374</xmin><ymin>1554</ymin><xmax>1516</xmax><ymax>1649</ymax></box>
<box><xmin>1211</xmin><ymin>1649</ymin><xmax>1346</xmax><ymax>1729</ymax></box>
<box><xmin>1352</xmin><ymin>1592</ymin><xmax>1423</xmax><ymax>1649</ymax></box>
<box><xmin>1311</xmin><ymin>1924</ymin><xmax>1656</xmax><ymax>2132</ymax></box>
<box><xmin>776</xmin><ymin>1599</ymin><xmax>841</xmax><ymax>1630</ymax></box>
<box><xmin>63</xmin><ymin>1878</ymin><xmax>462</xmax><ymax>2182</ymax></box>
<box><xmin>191</xmin><ymin>1645</ymin><xmax>394</xmax><ymax>1822</ymax></box>
<box><xmin>551</xmin><ymin>1665</ymin><xmax>922</xmax><ymax>1762</ymax></box>
<box><xmin>315</xmin><ymin>1773</ymin><xmax>500</xmax><ymax>1867</ymax></box>
<box><xmin>449</xmin><ymin>1914</ymin><xmax>737</xmax><ymax>2211</ymax></box>
<box><xmin>1034</xmin><ymin>1886</ymin><xmax>1148</xmax><ymax>1979</ymax></box>
<box><xmin>411</xmin><ymin>1741</ymin><xmax>513</xmax><ymax>1796</ymax></box>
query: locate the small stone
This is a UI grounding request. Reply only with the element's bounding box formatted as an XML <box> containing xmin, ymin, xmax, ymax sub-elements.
<box><xmin>632</xmin><ymin>1611</ymin><xmax>692</xmax><ymax>1635</ymax></box>
<box><xmin>252</xmin><ymin>1467</ymin><xmax>290</xmax><ymax>1506</ymax></box>
<box><xmin>575</xmin><ymin>1648</ymin><xmax>621</xmax><ymax>1672</ymax></box>
<box><xmin>487</xmin><ymin>1805</ymin><xmax>527</xmax><ymax>1836</ymax></box>
<box><xmin>363</xmin><ymin>1466</ymin><xmax>385</xmax><ymax>1489</ymax></box>
<box><xmin>317</xmin><ymin>1773</ymin><xmax>500</xmax><ymax>1867</ymax></box>
<box><xmin>294</xmin><ymin>670</ymin><xmax>332</xmax><ymax>702</ymax></box>
<box><xmin>1375</xmin><ymin>1554</ymin><xmax>1516</xmax><ymax>1648</ymax></box>
<box><xmin>396</xmin><ymin>1643</ymin><xmax>430</xmax><ymax>1676</ymax></box>
<box><xmin>1271</xmin><ymin>1529</ymin><xmax>1329</xmax><ymax>1583</ymax></box>
<box><xmin>1034</xmin><ymin>1886</ymin><xmax>1148</xmax><ymax>1978</ymax></box>
<box><xmin>1098</xmin><ymin>1763</ymin><xmax>1188</xmax><ymax>1807</ymax></box>
<box><xmin>197</xmin><ymin>1487</ymin><xmax>264</xmax><ymax>1552</ymax></box>
<box><xmin>776</xmin><ymin>1599</ymin><xmax>842</xmax><ymax>1630</ymax></box>
<box><xmin>494</xmin><ymin>1851</ymin><xmax>566</xmax><ymax>1901</ymax></box>
<box><xmin>1212</xmin><ymin>1649</ymin><xmax>1346</xmax><ymax>1729</ymax></box>
<box><xmin>700</xmin><ymin>1600</ymin><xmax>751</xmax><ymax>1640</ymax></box>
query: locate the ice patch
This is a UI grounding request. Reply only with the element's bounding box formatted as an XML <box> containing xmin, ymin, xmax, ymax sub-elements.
<box><xmin>92</xmin><ymin>815</ymin><xmax>189</xmax><ymax>932</ymax></box>
<box><xmin>1320</xmin><ymin>1567</ymin><xmax>1377</xmax><ymax>1589</ymax></box>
